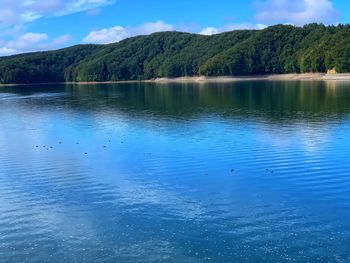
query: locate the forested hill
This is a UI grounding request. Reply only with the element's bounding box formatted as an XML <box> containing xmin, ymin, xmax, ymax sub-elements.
<box><xmin>1</xmin><ymin>24</ymin><xmax>350</xmax><ymax>84</ymax></box>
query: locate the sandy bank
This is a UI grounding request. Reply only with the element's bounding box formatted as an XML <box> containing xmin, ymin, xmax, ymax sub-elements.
<box><xmin>150</xmin><ymin>74</ymin><xmax>350</xmax><ymax>83</ymax></box>
<box><xmin>2</xmin><ymin>74</ymin><xmax>350</xmax><ymax>87</ymax></box>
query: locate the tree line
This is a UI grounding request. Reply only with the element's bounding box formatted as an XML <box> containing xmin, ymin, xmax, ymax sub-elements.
<box><xmin>1</xmin><ymin>24</ymin><xmax>350</xmax><ymax>84</ymax></box>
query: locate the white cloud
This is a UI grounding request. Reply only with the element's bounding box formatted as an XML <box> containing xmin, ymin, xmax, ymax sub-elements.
<box><xmin>6</xmin><ymin>33</ymin><xmax>48</xmax><ymax>50</ymax></box>
<box><xmin>18</xmin><ymin>32</ymin><xmax>48</xmax><ymax>43</ymax></box>
<box><xmin>221</xmin><ymin>23</ymin><xmax>267</xmax><ymax>31</ymax></box>
<box><xmin>254</xmin><ymin>0</ymin><xmax>339</xmax><ymax>25</ymax></box>
<box><xmin>57</xmin><ymin>0</ymin><xmax>115</xmax><ymax>16</ymax></box>
<box><xmin>83</xmin><ymin>26</ymin><xmax>127</xmax><ymax>44</ymax></box>
<box><xmin>199</xmin><ymin>27</ymin><xmax>219</xmax><ymax>36</ymax></box>
<box><xmin>0</xmin><ymin>0</ymin><xmax>115</xmax><ymax>33</ymax></box>
<box><xmin>30</xmin><ymin>0</ymin><xmax>64</xmax><ymax>13</ymax></box>
<box><xmin>0</xmin><ymin>47</ymin><xmax>17</xmax><ymax>56</ymax></box>
<box><xmin>83</xmin><ymin>21</ymin><xmax>175</xmax><ymax>44</ymax></box>
<box><xmin>0</xmin><ymin>32</ymin><xmax>72</xmax><ymax>56</ymax></box>
<box><xmin>133</xmin><ymin>21</ymin><xmax>174</xmax><ymax>35</ymax></box>
<box><xmin>0</xmin><ymin>1</ymin><xmax>114</xmax><ymax>55</ymax></box>
<box><xmin>199</xmin><ymin>23</ymin><xmax>267</xmax><ymax>36</ymax></box>
<box><xmin>84</xmin><ymin>20</ymin><xmax>267</xmax><ymax>44</ymax></box>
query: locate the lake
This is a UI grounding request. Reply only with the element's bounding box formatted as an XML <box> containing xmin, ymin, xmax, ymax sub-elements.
<box><xmin>1</xmin><ymin>81</ymin><xmax>350</xmax><ymax>263</ymax></box>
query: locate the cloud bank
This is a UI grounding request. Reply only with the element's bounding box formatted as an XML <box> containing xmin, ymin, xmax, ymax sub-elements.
<box><xmin>199</xmin><ymin>23</ymin><xmax>267</xmax><ymax>36</ymax></box>
<box><xmin>83</xmin><ymin>21</ymin><xmax>175</xmax><ymax>44</ymax></box>
<box><xmin>83</xmin><ymin>21</ymin><xmax>269</xmax><ymax>44</ymax></box>
<box><xmin>0</xmin><ymin>33</ymin><xmax>73</xmax><ymax>56</ymax></box>
<box><xmin>0</xmin><ymin>0</ymin><xmax>114</xmax><ymax>55</ymax></box>
<box><xmin>254</xmin><ymin>0</ymin><xmax>339</xmax><ymax>25</ymax></box>
<box><xmin>0</xmin><ymin>0</ymin><xmax>115</xmax><ymax>30</ymax></box>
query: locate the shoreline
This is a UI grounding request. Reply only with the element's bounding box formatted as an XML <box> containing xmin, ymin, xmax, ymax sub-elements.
<box><xmin>2</xmin><ymin>74</ymin><xmax>350</xmax><ymax>86</ymax></box>
<box><xmin>150</xmin><ymin>74</ymin><xmax>350</xmax><ymax>83</ymax></box>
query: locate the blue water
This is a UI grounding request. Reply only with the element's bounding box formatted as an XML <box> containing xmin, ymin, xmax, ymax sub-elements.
<box><xmin>0</xmin><ymin>81</ymin><xmax>350</xmax><ymax>262</ymax></box>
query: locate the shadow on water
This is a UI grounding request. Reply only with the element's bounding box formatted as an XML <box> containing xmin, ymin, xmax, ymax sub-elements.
<box><xmin>2</xmin><ymin>81</ymin><xmax>350</xmax><ymax>122</ymax></box>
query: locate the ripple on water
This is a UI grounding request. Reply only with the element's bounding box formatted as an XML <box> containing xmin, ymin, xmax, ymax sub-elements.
<box><xmin>1</xmin><ymin>82</ymin><xmax>350</xmax><ymax>262</ymax></box>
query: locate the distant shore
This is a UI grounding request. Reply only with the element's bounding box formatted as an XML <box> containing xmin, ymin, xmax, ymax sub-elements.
<box><xmin>2</xmin><ymin>74</ymin><xmax>350</xmax><ymax>86</ymax></box>
<box><xmin>149</xmin><ymin>74</ymin><xmax>350</xmax><ymax>83</ymax></box>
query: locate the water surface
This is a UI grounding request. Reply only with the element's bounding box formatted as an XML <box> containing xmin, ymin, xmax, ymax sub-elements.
<box><xmin>1</xmin><ymin>81</ymin><xmax>350</xmax><ymax>262</ymax></box>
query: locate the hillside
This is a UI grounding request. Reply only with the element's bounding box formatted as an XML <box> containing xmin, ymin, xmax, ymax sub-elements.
<box><xmin>1</xmin><ymin>24</ymin><xmax>350</xmax><ymax>84</ymax></box>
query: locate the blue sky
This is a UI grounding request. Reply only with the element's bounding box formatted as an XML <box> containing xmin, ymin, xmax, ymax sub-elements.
<box><xmin>0</xmin><ymin>0</ymin><xmax>349</xmax><ymax>56</ymax></box>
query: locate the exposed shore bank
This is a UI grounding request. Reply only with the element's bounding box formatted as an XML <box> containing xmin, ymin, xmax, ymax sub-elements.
<box><xmin>150</xmin><ymin>74</ymin><xmax>350</xmax><ymax>83</ymax></box>
<box><xmin>2</xmin><ymin>74</ymin><xmax>350</xmax><ymax>87</ymax></box>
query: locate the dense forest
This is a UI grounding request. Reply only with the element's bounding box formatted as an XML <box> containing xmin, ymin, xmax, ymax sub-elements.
<box><xmin>1</xmin><ymin>24</ymin><xmax>350</xmax><ymax>84</ymax></box>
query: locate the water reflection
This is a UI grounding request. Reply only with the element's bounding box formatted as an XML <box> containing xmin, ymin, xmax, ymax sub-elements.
<box><xmin>1</xmin><ymin>81</ymin><xmax>350</xmax><ymax>262</ymax></box>
<box><xmin>2</xmin><ymin>81</ymin><xmax>350</xmax><ymax>119</ymax></box>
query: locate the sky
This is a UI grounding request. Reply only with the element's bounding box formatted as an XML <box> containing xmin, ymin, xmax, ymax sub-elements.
<box><xmin>0</xmin><ymin>0</ymin><xmax>349</xmax><ymax>56</ymax></box>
